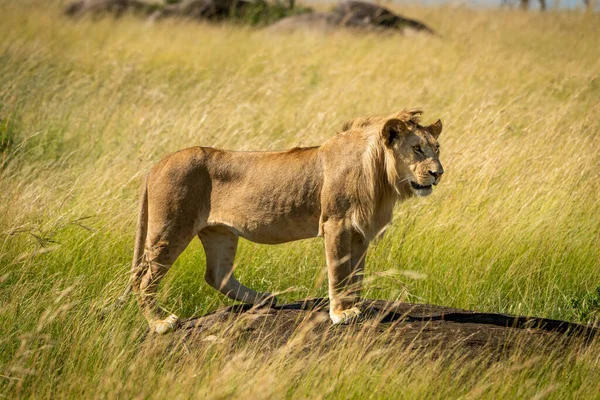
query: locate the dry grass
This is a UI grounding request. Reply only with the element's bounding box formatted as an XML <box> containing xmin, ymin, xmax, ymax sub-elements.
<box><xmin>1</xmin><ymin>0</ymin><xmax>600</xmax><ymax>398</ymax></box>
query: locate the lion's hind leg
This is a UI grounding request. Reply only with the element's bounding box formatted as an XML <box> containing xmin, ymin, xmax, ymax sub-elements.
<box><xmin>200</xmin><ymin>226</ymin><xmax>276</xmax><ymax>307</ymax></box>
<box><xmin>132</xmin><ymin>233</ymin><xmax>195</xmax><ymax>334</ymax></box>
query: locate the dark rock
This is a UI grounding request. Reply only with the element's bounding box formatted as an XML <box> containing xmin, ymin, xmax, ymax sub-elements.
<box><xmin>159</xmin><ymin>298</ymin><xmax>598</xmax><ymax>355</ymax></box>
<box><xmin>266</xmin><ymin>12</ymin><xmax>341</xmax><ymax>32</ymax></box>
<box><xmin>64</xmin><ymin>0</ymin><xmax>251</xmax><ymax>21</ymax></box>
<box><xmin>63</xmin><ymin>0</ymin><xmax>437</xmax><ymax>35</ymax></box>
<box><xmin>332</xmin><ymin>1</ymin><xmax>437</xmax><ymax>34</ymax></box>
<box><xmin>154</xmin><ymin>0</ymin><xmax>252</xmax><ymax>21</ymax></box>
<box><xmin>268</xmin><ymin>1</ymin><xmax>437</xmax><ymax>35</ymax></box>
<box><xmin>64</xmin><ymin>0</ymin><xmax>158</xmax><ymax>17</ymax></box>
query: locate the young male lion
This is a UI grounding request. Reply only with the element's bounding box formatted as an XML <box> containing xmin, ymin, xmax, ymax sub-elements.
<box><xmin>129</xmin><ymin>109</ymin><xmax>443</xmax><ymax>334</ymax></box>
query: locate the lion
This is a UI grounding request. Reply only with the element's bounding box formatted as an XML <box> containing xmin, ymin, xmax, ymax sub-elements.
<box><xmin>127</xmin><ymin>109</ymin><xmax>443</xmax><ymax>334</ymax></box>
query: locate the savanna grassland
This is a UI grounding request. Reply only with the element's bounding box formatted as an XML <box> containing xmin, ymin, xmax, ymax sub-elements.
<box><xmin>1</xmin><ymin>0</ymin><xmax>600</xmax><ymax>398</ymax></box>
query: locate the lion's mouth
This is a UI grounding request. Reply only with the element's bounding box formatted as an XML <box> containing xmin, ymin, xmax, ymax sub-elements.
<box><xmin>410</xmin><ymin>182</ymin><xmax>432</xmax><ymax>191</ymax></box>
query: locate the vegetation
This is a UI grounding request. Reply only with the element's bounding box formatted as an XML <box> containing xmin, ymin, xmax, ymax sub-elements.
<box><xmin>235</xmin><ymin>0</ymin><xmax>312</xmax><ymax>26</ymax></box>
<box><xmin>1</xmin><ymin>1</ymin><xmax>599</xmax><ymax>398</ymax></box>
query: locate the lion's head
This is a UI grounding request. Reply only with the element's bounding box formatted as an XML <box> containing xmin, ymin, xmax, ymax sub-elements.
<box><xmin>382</xmin><ymin>115</ymin><xmax>443</xmax><ymax>197</ymax></box>
<box><xmin>342</xmin><ymin>109</ymin><xmax>444</xmax><ymax>198</ymax></box>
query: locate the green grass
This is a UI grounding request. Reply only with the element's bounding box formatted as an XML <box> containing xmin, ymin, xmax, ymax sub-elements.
<box><xmin>1</xmin><ymin>1</ymin><xmax>600</xmax><ymax>398</ymax></box>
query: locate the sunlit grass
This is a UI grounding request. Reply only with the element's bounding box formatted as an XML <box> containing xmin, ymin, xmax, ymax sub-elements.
<box><xmin>1</xmin><ymin>0</ymin><xmax>599</xmax><ymax>398</ymax></box>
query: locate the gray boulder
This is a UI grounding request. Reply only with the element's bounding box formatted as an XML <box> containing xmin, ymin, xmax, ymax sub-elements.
<box><xmin>154</xmin><ymin>0</ymin><xmax>252</xmax><ymax>21</ymax></box>
<box><xmin>64</xmin><ymin>0</ymin><xmax>158</xmax><ymax>17</ymax></box>
<box><xmin>269</xmin><ymin>1</ymin><xmax>437</xmax><ymax>35</ymax></box>
<box><xmin>64</xmin><ymin>0</ymin><xmax>251</xmax><ymax>21</ymax></box>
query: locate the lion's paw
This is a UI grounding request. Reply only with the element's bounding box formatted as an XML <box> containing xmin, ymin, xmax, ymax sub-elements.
<box><xmin>153</xmin><ymin>314</ymin><xmax>179</xmax><ymax>335</ymax></box>
<box><xmin>330</xmin><ymin>307</ymin><xmax>361</xmax><ymax>325</ymax></box>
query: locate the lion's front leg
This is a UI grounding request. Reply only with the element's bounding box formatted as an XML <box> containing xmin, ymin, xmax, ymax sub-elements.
<box><xmin>323</xmin><ymin>219</ymin><xmax>363</xmax><ymax>324</ymax></box>
<box><xmin>350</xmin><ymin>233</ymin><xmax>369</xmax><ymax>302</ymax></box>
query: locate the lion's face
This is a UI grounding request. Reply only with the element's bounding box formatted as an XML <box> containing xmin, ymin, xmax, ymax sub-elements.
<box><xmin>383</xmin><ymin>119</ymin><xmax>444</xmax><ymax>197</ymax></box>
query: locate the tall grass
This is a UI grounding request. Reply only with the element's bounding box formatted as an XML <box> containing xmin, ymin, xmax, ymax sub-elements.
<box><xmin>1</xmin><ymin>1</ymin><xmax>599</xmax><ymax>398</ymax></box>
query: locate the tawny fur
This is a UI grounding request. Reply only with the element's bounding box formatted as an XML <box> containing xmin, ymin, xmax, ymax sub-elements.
<box><xmin>129</xmin><ymin>109</ymin><xmax>444</xmax><ymax>333</ymax></box>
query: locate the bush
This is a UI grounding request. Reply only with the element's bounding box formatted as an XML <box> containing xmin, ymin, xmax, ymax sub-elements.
<box><xmin>569</xmin><ymin>286</ymin><xmax>600</xmax><ymax>326</ymax></box>
<box><xmin>232</xmin><ymin>0</ymin><xmax>313</xmax><ymax>26</ymax></box>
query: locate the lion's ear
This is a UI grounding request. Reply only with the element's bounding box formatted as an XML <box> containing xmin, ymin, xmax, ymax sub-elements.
<box><xmin>382</xmin><ymin>119</ymin><xmax>409</xmax><ymax>146</ymax></box>
<box><xmin>425</xmin><ymin>119</ymin><xmax>442</xmax><ymax>139</ymax></box>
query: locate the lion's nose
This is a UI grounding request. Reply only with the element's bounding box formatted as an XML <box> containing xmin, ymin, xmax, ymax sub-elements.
<box><xmin>429</xmin><ymin>169</ymin><xmax>443</xmax><ymax>183</ymax></box>
<box><xmin>429</xmin><ymin>170</ymin><xmax>443</xmax><ymax>179</ymax></box>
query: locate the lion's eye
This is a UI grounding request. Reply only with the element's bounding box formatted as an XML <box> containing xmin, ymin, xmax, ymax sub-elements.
<box><xmin>413</xmin><ymin>146</ymin><xmax>424</xmax><ymax>155</ymax></box>
<box><xmin>434</xmin><ymin>147</ymin><xmax>440</xmax><ymax>154</ymax></box>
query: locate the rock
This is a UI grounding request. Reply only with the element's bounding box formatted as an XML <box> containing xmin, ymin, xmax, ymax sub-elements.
<box><xmin>64</xmin><ymin>0</ymin><xmax>158</xmax><ymax>17</ymax></box>
<box><xmin>153</xmin><ymin>0</ymin><xmax>252</xmax><ymax>22</ymax></box>
<box><xmin>64</xmin><ymin>0</ymin><xmax>251</xmax><ymax>21</ymax></box>
<box><xmin>156</xmin><ymin>298</ymin><xmax>598</xmax><ymax>355</ymax></box>
<box><xmin>266</xmin><ymin>12</ymin><xmax>341</xmax><ymax>32</ymax></box>
<box><xmin>268</xmin><ymin>1</ymin><xmax>437</xmax><ymax>35</ymax></box>
<box><xmin>63</xmin><ymin>0</ymin><xmax>437</xmax><ymax>35</ymax></box>
<box><xmin>332</xmin><ymin>1</ymin><xmax>437</xmax><ymax>34</ymax></box>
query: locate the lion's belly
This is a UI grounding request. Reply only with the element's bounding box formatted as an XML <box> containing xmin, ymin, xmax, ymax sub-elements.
<box><xmin>206</xmin><ymin>185</ymin><xmax>322</xmax><ymax>244</ymax></box>
<box><xmin>207</xmin><ymin>202</ymin><xmax>321</xmax><ymax>244</ymax></box>
<box><xmin>234</xmin><ymin>215</ymin><xmax>320</xmax><ymax>244</ymax></box>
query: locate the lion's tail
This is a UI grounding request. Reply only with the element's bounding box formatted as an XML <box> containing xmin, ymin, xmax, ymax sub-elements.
<box><xmin>116</xmin><ymin>177</ymin><xmax>149</xmax><ymax>306</ymax></box>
